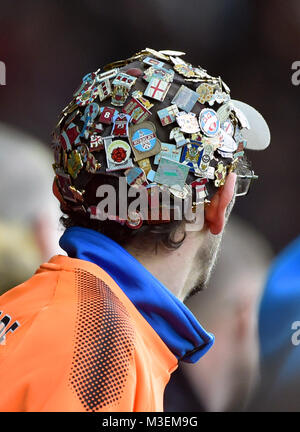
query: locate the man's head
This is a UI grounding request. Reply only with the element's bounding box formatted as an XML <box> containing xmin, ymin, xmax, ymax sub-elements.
<box><xmin>52</xmin><ymin>48</ymin><xmax>270</xmax><ymax>300</ymax></box>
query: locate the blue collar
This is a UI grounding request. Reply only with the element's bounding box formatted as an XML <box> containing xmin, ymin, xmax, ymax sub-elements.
<box><xmin>59</xmin><ymin>226</ymin><xmax>214</xmax><ymax>363</ymax></box>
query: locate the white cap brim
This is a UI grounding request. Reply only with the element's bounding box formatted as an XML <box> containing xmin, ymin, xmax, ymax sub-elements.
<box><xmin>231</xmin><ymin>100</ymin><xmax>271</xmax><ymax>151</ymax></box>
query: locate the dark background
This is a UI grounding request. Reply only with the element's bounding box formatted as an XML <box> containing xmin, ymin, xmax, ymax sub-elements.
<box><xmin>0</xmin><ymin>0</ymin><xmax>299</xmax><ymax>253</ymax></box>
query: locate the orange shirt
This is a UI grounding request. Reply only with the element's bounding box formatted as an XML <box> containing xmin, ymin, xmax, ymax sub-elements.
<box><xmin>0</xmin><ymin>255</ymin><xmax>177</xmax><ymax>412</ymax></box>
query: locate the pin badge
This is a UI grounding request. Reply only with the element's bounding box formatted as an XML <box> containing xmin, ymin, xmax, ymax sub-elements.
<box><xmin>218</xmin><ymin>150</ymin><xmax>233</xmax><ymax>159</ymax></box>
<box><xmin>55</xmin><ymin>169</ymin><xmax>77</xmax><ymax>202</ymax></box>
<box><xmin>168</xmin><ymin>184</ymin><xmax>192</xmax><ymax>200</ymax></box>
<box><xmin>171</xmin><ymin>85</ymin><xmax>199</xmax><ymax>113</ymax></box>
<box><xmin>126</xmin><ymin>210</ymin><xmax>143</xmax><ymax>229</ymax></box>
<box><xmin>233</xmin><ymin>141</ymin><xmax>245</xmax><ymax>159</ymax></box>
<box><xmin>122</xmin><ymin>96</ymin><xmax>152</xmax><ymax>124</ymax></box>
<box><xmin>129</xmin><ymin>121</ymin><xmax>161</xmax><ymax>161</ymax></box>
<box><xmin>218</xmin><ymin>129</ymin><xmax>238</xmax><ymax>153</ymax></box>
<box><xmin>154</xmin><ymin>157</ymin><xmax>190</xmax><ymax>191</ymax></box>
<box><xmin>221</xmin><ymin>120</ymin><xmax>234</xmax><ymax>137</ymax></box>
<box><xmin>169</xmin><ymin>127</ymin><xmax>190</xmax><ymax>148</ymax></box>
<box><xmin>67</xmin><ymin>150</ymin><xmax>84</xmax><ymax>179</ymax></box>
<box><xmin>176</xmin><ymin>112</ymin><xmax>200</xmax><ymax>134</ymax></box>
<box><xmin>125</xmin><ymin>166</ymin><xmax>148</xmax><ymax>187</ymax></box>
<box><xmin>64</xmin><ymin>109</ymin><xmax>81</xmax><ymax>126</ymax></box>
<box><xmin>96</xmin><ymin>68</ymin><xmax>119</xmax><ymax>82</ymax></box>
<box><xmin>146</xmin><ymin>169</ymin><xmax>156</xmax><ymax>182</ymax></box>
<box><xmin>144</xmin><ymin>78</ymin><xmax>171</xmax><ymax>102</ymax></box>
<box><xmin>80</xmin><ymin>102</ymin><xmax>100</xmax><ymax>137</ymax></box>
<box><xmin>75</xmin><ymin>84</ymin><xmax>98</xmax><ymax>106</ymax></box>
<box><xmin>191</xmin><ymin>179</ymin><xmax>208</xmax><ymax>202</ymax></box>
<box><xmin>73</xmin><ymin>71</ymin><xmax>96</xmax><ymax>97</ymax></box>
<box><xmin>231</xmin><ymin>99</ymin><xmax>270</xmax><ymax>150</ymax></box>
<box><xmin>143</xmin><ymin>57</ymin><xmax>165</xmax><ymax>69</ymax></box>
<box><xmin>60</xmin><ymin>122</ymin><xmax>81</xmax><ymax>151</ymax></box>
<box><xmin>198</xmin><ymin>143</ymin><xmax>214</xmax><ymax>177</ymax></box>
<box><xmin>89</xmin><ymin>134</ymin><xmax>104</xmax><ymax>152</ymax></box>
<box><xmin>137</xmin><ymin>158</ymin><xmax>152</xmax><ymax>176</ymax></box>
<box><xmin>215</xmin><ymin>162</ymin><xmax>227</xmax><ymax>187</ymax></box>
<box><xmin>217</xmin><ymin>102</ymin><xmax>233</xmax><ymax>123</ymax></box>
<box><xmin>159</xmin><ymin>50</ymin><xmax>186</xmax><ymax>57</ymax></box>
<box><xmin>209</xmin><ymin>90</ymin><xmax>230</xmax><ymax>106</ymax></box>
<box><xmin>104</xmin><ymin>138</ymin><xmax>133</xmax><ymax>172</ymax></box>
<box><xmin>190</xmin><ymin>132</ymin><xmax>203</xmax><ymax>142</ymax></box>
<box><xmin>112</xmin><ymin>72</ymin><xmax>137</xmax><ymax>89</ymax></box>
<box><xmin>202</xmin><ymin>135</ymin><xmax>220</xmax><ymax>150</ymax></box>
<box><xmin>111</xmin><ymin>85</ymin><xmax>129</xmax><ymax>106</ymax></box>
<box><xmin>157</xmin><ymin>105</ymin><xmax>179</xmax><ymax>126</ymax></box>
<box><xmin>199</xmin><ymin>108</ymin><xmax>220</xmax><ymax>137</ymax></box>
<box><xmin>196</xmin><ymin>83</ymin><xmax>215</xmax><ymax>104</ymax></box>
<box><xmin>131</xmin><ymin>90</ymin><xmax>154</xmax><ymax>109</ymax></box>
<box><xmin>86</xmin><ymin>152</ymin><xmax>102</xmax><ymax>173</ymax></box>
<box><xmin>143</xmin><ymin>66</ymin><xmax>174</xmax><ymax>83</ymax></box>
<box><xmin>234</xmin><ymin>127</ymin><xmax>247</xmax><ymax>155</ymax></box>
<box><xmin>77</xmin><ymin>144</ymin><xmax>89</xmax><ymax>163</ymax></box>
<box><xmin>154</xmin><ymin>143</ymin><xmax>182</xmax><ymax>165</ymax></box>
<box><xmin>99</xmin><ymin>107</ymin><xmax>117</xmax><ymax>124</ymax></box>
<box><xmin>111</xmin><ymin>112</ymin><xmax>131</xmax><ymax>137</ymax></box>
<box><xmin>69</xmin><ymin>186</ymin><xmax>85</xmax><ymax>202</ymax></box>
<box><xmin>52</xmin><ymin>129</ymin><xmax>61</xmax><ymax>165</ymax></box>
<box><xmin>144</xmin><ymin>48</ymin><xmax>169</xmax><ymax>60</ymax></box>
<box><xmin>180</xmin><ymin>142</ymin><xmax>203</xmax><ymax>173</ymax></box>
<box><xmin>125</xmin><ymin>68</ymin><xmax>144</xmax><ymax>78</ymax></box>
<box><xmin>173</xmin><ymin>62</ymin><xmax>195</xmax><ymax>78</ymax></box>
<box><xmin>97</xmin><ymin>78</ymin><xmax>112</xmax><ymax>101</ymax></box>
<box><xmin>92</xmin><ymin>122</ymin><xmax>104</xmax><ymax>134</ymax></box>
<box><xmin>62</xmin><ymin>150</ymin><xmax>68</xmax><ymax>171</ymax></box>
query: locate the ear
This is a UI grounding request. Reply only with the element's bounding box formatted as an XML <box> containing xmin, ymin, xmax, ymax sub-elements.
<box><xmin>205</xmin><ymin>172</ymin><xmax>237</xmax><ymax>235</ymax></box>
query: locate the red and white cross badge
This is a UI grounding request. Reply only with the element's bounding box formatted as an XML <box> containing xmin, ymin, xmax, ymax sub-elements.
<box><xmin>144</xmin><ymin>78</ymin><xmax>170</xmax><ymax>102</ymax></box>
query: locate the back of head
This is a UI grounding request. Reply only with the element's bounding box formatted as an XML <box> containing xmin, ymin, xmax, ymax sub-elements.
<box><xmin>52</xmin><ymin>48</ymin><xmax>269</xmax><ymax>251</ymax></box>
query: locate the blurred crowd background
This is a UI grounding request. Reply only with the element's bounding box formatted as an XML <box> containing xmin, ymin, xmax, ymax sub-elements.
<box><xmin>0</xmin><ymin>0</ymin><xmax>299</xmax><ymax>412</ymax></box>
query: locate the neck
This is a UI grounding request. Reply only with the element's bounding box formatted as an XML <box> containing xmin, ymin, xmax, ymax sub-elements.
<box><xmin>126</xmin><ymin>230</ymin><xmax>207</xmax><ymax>302</ymax></box>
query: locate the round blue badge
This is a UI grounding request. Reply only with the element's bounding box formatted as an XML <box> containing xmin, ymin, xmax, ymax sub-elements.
<box><xmin>199</xmin><ymin>108</ymin><xmax>220</xmax><ymax>137</ymax></box>
<box><xmin>132</xmin><ymin>128</ymin><xmax>157</xmax><ymax>152</ymax></box>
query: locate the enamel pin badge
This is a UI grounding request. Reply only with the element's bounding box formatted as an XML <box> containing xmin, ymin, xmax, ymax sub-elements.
<box><xmin>199</xmin><ymin>108</ymin><xmax>220</xmax><ymax>137</ymax></box>
<box><xmin>176</xmin><ymin>112</ymin><xmax>200</xmax><ymax>134</ymax></box>
<box><xmin>154</xmin><ymin>157</ymin><xmax>190</xmax><ymax>191</ymax></box>
<box><xmin>171</xmin><ymin>85</ymin><xmax>199</xmax><ymax>112</ymax></box>
<box><xmin>154</xmin><ymin>143</ymin><xmax>182</xmax><ymax>165</ymax></box>
<box><xmin>129</xmin><ymin>121</ymin><xmax>161</xmax><ymax>161</ymax></box>
<box><xmin>104</xmin><ymin>138</ymin><xmax>133</xmax><ymax>172</ymax></box>
<box><xmin>144</xmin><ymin>78</ymin><xmax>171</xmax><ymax>102</ymax></box>
<box><xmin>157</xmin><ymin>105</ymin><xmax>179</xmax><ymax>126</ymax></box>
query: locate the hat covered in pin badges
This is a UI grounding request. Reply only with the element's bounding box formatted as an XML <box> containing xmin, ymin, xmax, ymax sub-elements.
<box><xmin>52</xmin><ymin>48</ymin><xmax>270</xmax><ymax>228</ymax></box>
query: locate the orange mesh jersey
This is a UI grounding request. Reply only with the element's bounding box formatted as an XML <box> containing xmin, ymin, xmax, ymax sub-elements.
<box><xmin>0</xmin><ymin>255</ymin><xmax>177</xmax><ymax>412</ymax></box>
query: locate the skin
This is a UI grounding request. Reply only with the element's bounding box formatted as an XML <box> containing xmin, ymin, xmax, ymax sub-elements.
<box><xmin>126</xmin><ymin>172</ymin><xmax>237</xmax><ymax>301</ymax></box>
